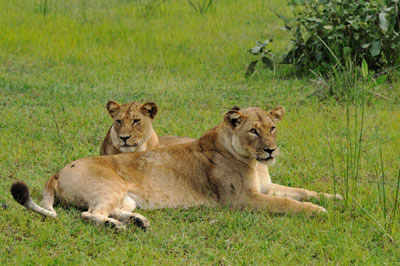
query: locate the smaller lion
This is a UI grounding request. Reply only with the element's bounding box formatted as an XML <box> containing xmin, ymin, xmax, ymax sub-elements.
<box><xmin>100</xmin><ymin>101</ymin><xmax>194</xmax><ymax>155</ymax></box>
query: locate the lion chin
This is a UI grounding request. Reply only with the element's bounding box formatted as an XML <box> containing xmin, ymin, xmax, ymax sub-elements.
<box><xmin>256</xmin><ymin>157</ymin><xmax>276</xmax><ymax>165</ymax></box>
<box><xmin>119</xmin><ymin>145</ymin><xmax>138</xmax><ymax>153</ymax></box>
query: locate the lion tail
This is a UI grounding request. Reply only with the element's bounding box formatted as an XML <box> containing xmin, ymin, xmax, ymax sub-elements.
<box><xmin>10</xmin><ymin>173</ymin><xmax>58</xmax><ymax>218</ymax></box>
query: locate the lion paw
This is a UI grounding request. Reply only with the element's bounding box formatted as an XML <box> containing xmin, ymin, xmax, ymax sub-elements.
<box><xmin>131</xmin><ymin>213</ymin><xmax>150</xmax><ymax>231</ymax></box>
<box><xmin>303</xmin><ymin>202</ymin><xmax>327</xmax><ymax>215</ymax></box>
<box><xmin>334</xmin><ymin>194</ymin><xmax>343</xmax><ymax>200</ymax></box>
<box><xmin>322</xmin><ymin>193</ymin><xmax>343</xmax><ymax>200</ymax></box>
<box><xmin>104</xmin><ymin>220</ymin><xmax>127</xmax><ymax>230</ymax></box>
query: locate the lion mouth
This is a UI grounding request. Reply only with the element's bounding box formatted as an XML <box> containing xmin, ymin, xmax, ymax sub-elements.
<box><xmin>122</xmin><ymin>143</ymin><xmax>138</xmax><ymax>148</ymax></box>
<box><xmin>256</xmin><ymin>156</ymin><xmax>274</xmax><ymax>162</ymax></box>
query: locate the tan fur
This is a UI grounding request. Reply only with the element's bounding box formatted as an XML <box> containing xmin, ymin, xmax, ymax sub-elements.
<box><xmin>13</xmin><ymin>106</ymin><xmax>341</xmax><ymax>229</ymax></box>
<box><xmin>100</xmin><ymin>101</ymin><xmax>194</xmax><ymax>155</ymax></box>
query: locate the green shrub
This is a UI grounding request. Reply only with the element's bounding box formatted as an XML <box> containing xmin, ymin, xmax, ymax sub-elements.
<box><xmin>281</xmin><ymin>0</ymin><xmax>400</xmax><ymax>73</ymax></box>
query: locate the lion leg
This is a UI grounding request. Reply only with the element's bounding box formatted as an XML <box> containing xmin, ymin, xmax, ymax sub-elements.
<box><xmin>241</xmin><ymin>193</ymin><xmax>327</xmax><ymax>215</ymax></box>
<box><xmin>119</xmin><ymin>195</ymin><xmax>137</xmax><ymax>212</ymax></box>
<box><xmin>110</xmin><ymin>208</ymin><xmax>150</xmax><ymax>230</ymax></box>
<box><xmin>81</xmin><ymin>191</ymin><xmax>128</xmax><ymax>230</ymax></box>
<box><xmin>265</xmin><ymin>183</ymin><xmax>342</xmax><ymax>201</ymax></box>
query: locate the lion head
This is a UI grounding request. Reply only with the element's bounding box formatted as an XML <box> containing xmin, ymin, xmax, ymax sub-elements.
<box><xmin>106</xmin><ymin>101</ymin><xmax>158</xmax><ymax>153</ymax></box>
<box><xmin>223</xmin><ymin>106</ymin><xmax>284</xmax><ymax>165</ymax></box>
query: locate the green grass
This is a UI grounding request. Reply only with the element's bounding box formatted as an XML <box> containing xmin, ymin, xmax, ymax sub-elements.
<box><xmin>0</xmin><ymin>0</ymin><xmax>399</xmax><ymax>264</ymax></box>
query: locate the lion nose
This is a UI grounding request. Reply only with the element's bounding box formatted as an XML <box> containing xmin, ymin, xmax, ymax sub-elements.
<box><xmin>263</xmin><ymin>147</ymin><xmax>276</xmax><ymax>154</ymax></box>
<box><xmin>120</xmin><ymin>135</ymin><xmax>131</xmax><ymax>143</ymax></box>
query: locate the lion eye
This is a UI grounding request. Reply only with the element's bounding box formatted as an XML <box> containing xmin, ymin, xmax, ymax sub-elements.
<box><xmin>116</xmin><ymin>119</ymin><xmax>122</xmax><ymax>125</ymax></box>
<box><xmin>270</xmin><ymin>126</ymin><xmax>276</xmax><ymax>132</ymax></box>
<box><xmin>132</xmin><ymin>119</ymin><xmax>141</xmax><ymax>125</ymax></box>
<box><xmin>249</xmin><ymin>128</ymin><xmax>259</xmax><ymax>135</ymax></box>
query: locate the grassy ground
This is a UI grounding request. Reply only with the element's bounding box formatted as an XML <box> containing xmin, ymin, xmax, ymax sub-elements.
<box><xmin>1</xmin><ymin>0</ymin><xmax>399</xmax><ymax>264</ymax></box>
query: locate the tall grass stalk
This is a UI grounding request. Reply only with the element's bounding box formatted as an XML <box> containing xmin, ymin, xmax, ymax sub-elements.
<box><xmin>40</xmin><ymin>0</ymin><xmax>50</xmax><ymax>16</ymax></box>
<box><xmin>376</xmin><ymin>130</ymin><xmax>400</xmax><ymax>237</ymax></box>
<box><xmin>388</xmin><ymin>169</ymin><xmax>400</xmax><ymax>234</ymax></box>
<box><xmin>50</xmin><ymin>105</ymin><xmax>64</xmax><ymax>149</ymax></box>
<box><xmin>376</xmin><ymin>129</ymin><xmax>387</xmax><ymax>228</ymax></box>
<box><xmin>326</xmin><ymin>55</ymin><xmax>365</xmax><ymax>206</ymax></box>
<box><xmin>326</xmin><ymin>137</ymin><xmax>337</xmax><ymax>197</ymax></box>
<box><xmin>351</xmin><ymin>196</ymin><xmax>394</xmax><ymax>243</ymax></box>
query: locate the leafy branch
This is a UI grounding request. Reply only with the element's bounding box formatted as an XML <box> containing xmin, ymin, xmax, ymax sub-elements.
<box><xmin>245</xmin><ymin>39</ymin><xmax>274</xmax><ymax>78</ymax></box>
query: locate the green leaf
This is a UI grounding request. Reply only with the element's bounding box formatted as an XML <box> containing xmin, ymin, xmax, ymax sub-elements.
<box><xmin>187</xmin><ymin>0</ymin><xmax>199</xmax><ymax>12</ymax></box>
<box><xmin>361</xmin><ymin>59</ymin><xmax>368</xmax><ymax>81</ymax></box>
<box><xmin>379</xmin><ymin>12</ymin><xmax>389</xmax><ymax>32</ymax></box>
<box><xmin>245</xmin><ymin>60</ymin><xmax>258</xmax><ymax>78</ymax></box>
<box><xmin>263</xmin><ymin>39</ymin><xmax>272</xmax><ymax>46</ymax></box>
<box><xmin>307</xmin><ymin>17</ymin><xmax>322</xmax><ymax>23</ymax></box>
<box><xmin>203</xmin><ymin>0</ymin><xmax>213</xmax><ymax>13</ymax></box>
<box><xmin>249</xmin><ymin>46</ymin><xmax>262</xmax><ymax>55</ymax></box>
<box><xmin>384</xmin><ymin>7</ymin><xmax>394</xmax><ymax>12</ymax></box>
<box><xmin>261</xmin><ymin>56</ymin><xmax>273</xmax><ymax>70</ymax></box>
<box><xmin>256</xmin><ymin>39</ymin><xmax>271</xmax><ymax>47</ymax></box>
<box><xmin>315</xmin><ymin>52</ymin><xmax>322</xmax><ymax>62</ymax></box>
<box><xmin>375</xmin><ymin>74</ymin><xmax>387</xmax><ymax>85</ymax></box>
<box><xmin>323</xmin><ymin>25</ymin><xmax>333</xmax><ymax>30</ymax></box>
<box><xmin>370</xmin><ymin>41</ymin><xmax>381</xmax><ymax>56</ymax></box>
<box><xmin>362</xmin><ymin>43</ymin><xmax>370</xmax><ymax>48</ymax></box>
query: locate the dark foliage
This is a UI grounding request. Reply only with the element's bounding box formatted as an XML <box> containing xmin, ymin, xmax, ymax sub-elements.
<box><xmin>280</xmin><ymin>0</ymin><xmax>400</xmax><ymax>73</ymax></box>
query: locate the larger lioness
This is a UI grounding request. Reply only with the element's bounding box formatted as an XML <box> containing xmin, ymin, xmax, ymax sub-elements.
<box><xmin>11</xmin><ymin>106</ymin><xmax>340</xmax><ymax>230</ymax></box>
<box><xmin>100</xmin><ymin>100</ymin><xmax>194</xmax><ymax>155</ymax></box>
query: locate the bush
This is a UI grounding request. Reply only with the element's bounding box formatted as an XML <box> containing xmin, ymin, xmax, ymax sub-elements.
<box><xmin>280</xmin><ymin>0</ymin><xmax>400</xmax><ymax>73</ymax></box>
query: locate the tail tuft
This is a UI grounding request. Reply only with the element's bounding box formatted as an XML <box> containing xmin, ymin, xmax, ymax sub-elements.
<box><xmin>10</xmin><ymin>182</ymin><xmax>30</xmax><ymax>205</ymax></box>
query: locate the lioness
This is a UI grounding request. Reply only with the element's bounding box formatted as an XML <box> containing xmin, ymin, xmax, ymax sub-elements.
<box><xmin>100</xmin><ymin>101</ymin><xmax>194</xmax><ymax>155</ymax></box>
<box><xmin>11</xmin><ymin>106</ymin><xmax>340</xmax><ymax>230</ymax></box>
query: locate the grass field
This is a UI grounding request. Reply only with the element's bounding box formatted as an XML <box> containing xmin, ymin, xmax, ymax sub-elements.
<box><xmin>1</xmin><ymin>0</ymin><xmax>399</xmax><ymax>264</ymax></box>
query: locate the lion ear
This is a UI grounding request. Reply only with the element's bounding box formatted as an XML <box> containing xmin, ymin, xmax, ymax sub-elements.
<box><xmin>106</xmin><ymin>101</ymin><xmax>121</xmax><ymax>118</ymax></box>
<box><xmin>141</xmin><ymin>102</ymin><xmax>158</xmax><ymax>119</ymax></box>
<box><xmin>224</xmin><ymin>110</ymin><xmax>247</xmax><ymax>129</ymax></box>
<box><xmin>268</xmin><ymin>106</ymin><xmax>285</xmax><ymax>123</ymax></box>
